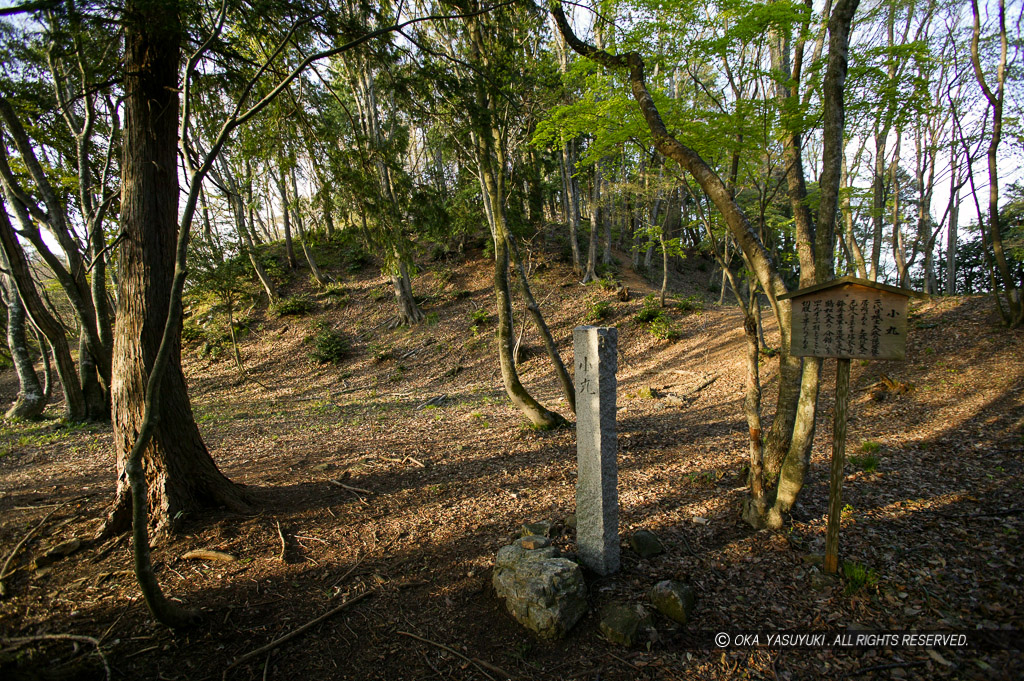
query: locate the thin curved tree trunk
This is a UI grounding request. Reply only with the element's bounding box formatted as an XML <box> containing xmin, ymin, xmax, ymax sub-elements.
<box><xmin>582</xmin><ymin>169</ymin><xmax>599</xmax><ymax>283</ymax></box>
<box><xmin>508</xmin><ymin>238</ymin><xmax>575</xmax><ymax>413</ymax></box>
<box><xmin>290</xmin><ymin>165</ymin><xmax>330</xmax><ymax>287</ymax></box>
<box><xmin>0</xmin><ymin>198</ymin><xmax>85</xmax><ymax>420</ymax></box>
<box><xmin>3</xmin><ymin>270</ymin><xmax>46</xmax><ymax>420</ymax></box>
<box><xmin>277</xmin><ymin>168</ymin><xmax>297</xmax><ymax>270</ymax></box>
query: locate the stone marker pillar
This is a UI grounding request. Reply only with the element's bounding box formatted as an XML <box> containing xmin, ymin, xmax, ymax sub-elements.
<box><xmin>574</xmin><ymin>325</ymin><xmax>619</xmax><ymax>576</ymax></box>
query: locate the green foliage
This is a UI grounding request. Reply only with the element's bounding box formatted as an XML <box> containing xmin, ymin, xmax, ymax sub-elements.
<box><xmin>306</xmin><ymin>322</ymin><xmax>349</xmax><ymax>365</ymax></box>
<box><xmin>849</xmin><ymin>454</ymin><xmax>879</xmax><ymax>474</ymax></box>
<box><xmin>272</xmin><ymin>296</ymin><xmax>313</xmax><ymax>317</ymax></box>
<box><xmin>634</xmin><ymin>294</ymin><xmax>663</xmax><ymax>323</ymax></box>
<box><xmin>583</xmin><ymin>300</ymin><xmax>613</xmax><ymax>324</ymax></box>
<box><xmin>674</xmin><ymin>295</ymin><xmax>704</xmax><ymax>314</ymax></box>
<box><xmin>469</xmin><ymin>308</ymin><xmax>490</xmax><ymax>326</ymax></box>
<box><xmin>321</xmin><ymin>282</ymin><xmax>349</xmax><ymax>306</ymax></box>
<box><xmin>841</xmin><ymin>560</ymin><xmax>878</xmax><ymax>595</ymax></box>
<box><xmin>859</xmin><ymin>440</ymin><xmax>881</xmax><ymax>454</ymax></box>
<box><xmin>633</xmin><ymin>294</ymin><xmax>680</xmax><ymax>340</ymax></box>
<box><xmin>648</xmin><ymin>315</ymin><xmax>681</xmax><ymax>341</ymax></box>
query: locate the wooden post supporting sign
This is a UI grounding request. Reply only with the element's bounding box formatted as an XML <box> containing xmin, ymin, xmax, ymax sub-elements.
<box><xmin>779</xmin><ymin>277</ymin><xmax>921</xmax><ymax>575</ymax></box>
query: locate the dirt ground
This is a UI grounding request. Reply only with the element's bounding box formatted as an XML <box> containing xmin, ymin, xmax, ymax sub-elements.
<box><xmin>1</xmin><ymin>250</ymin><xmax>1022</xmax><ymax>680</ymax></box>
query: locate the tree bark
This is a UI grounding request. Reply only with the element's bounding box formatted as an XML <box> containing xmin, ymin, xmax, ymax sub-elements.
<box><xmin>0</xmin><ymin>197</ymin><xmax>85</xmax><ymax>420</ymax></box>
<box><xmin>289</xmin><ymin>165</ymin><xmax>330</xmax><ymax>287</ymax></box>
<box><xmin>277</xmin><ymin>168</ymin><xmax>298</xmax><ymax>270</ymax></box>
<box><xmin>102</xmin><ymin>0</ymin><xmax>248</xmax><ymax>538</ymax></box>
<box><xmin>3</xmin><ymin>269</ymin><xmax>46</xmax><ymax>420</ymax></box>
<box><xmin>390</xmin><ymin>259</ymin><xmax>425</xmax><ymax>326</ymax></box>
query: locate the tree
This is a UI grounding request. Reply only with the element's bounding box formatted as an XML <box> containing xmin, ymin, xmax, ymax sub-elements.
<box><xmin>551</xmin><ymin>0</ymin><xmax>860</xmax><ymax>527</ymax></box>
<box><xmin>970</xmin><ymin>0</ymin><xmax>1022</xmax><ymax>326</ymax></box>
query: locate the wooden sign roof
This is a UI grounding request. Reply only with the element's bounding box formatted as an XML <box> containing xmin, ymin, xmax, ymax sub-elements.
<box><xmin>777</xmin><ymin>276</ymin><xmax>926</xmax><ymax>301</ymax></box>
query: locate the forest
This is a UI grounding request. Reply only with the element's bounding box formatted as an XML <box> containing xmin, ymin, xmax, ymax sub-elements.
<box><xmin>0</xmin><ymin>0</ymin><xmax>1022</xmax><ymax>679</ymax></box>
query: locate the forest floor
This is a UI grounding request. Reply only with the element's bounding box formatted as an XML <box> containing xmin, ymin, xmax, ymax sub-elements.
<box><xmin>0</xmin><ymin>242</ymin><xmax>1022</xmax><ymax>680</ymax></box>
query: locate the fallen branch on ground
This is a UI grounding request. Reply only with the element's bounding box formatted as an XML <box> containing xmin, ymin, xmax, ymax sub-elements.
<box><xmin>397</xmin><ymin>630</ymin><xmax>512</xmax><ymax>681</ymax></box>
<box><xmin>0</xmin><ymin>501</ymin><xmax>69</xmax><ymax>596</ymax></box>
<box><xmin>223</xmin><ymin>590</ymin><xmax>373</xmax><ymax>678</ymax></box>
<box><xmin>2</xmin><ymin>634</ymin><xmax>110</xmax><ymax>680</ymax></box>
<box><xmin>181</xmin><ymin>549</ymin><xmax>237</xmax><ymax>562</ymax></box>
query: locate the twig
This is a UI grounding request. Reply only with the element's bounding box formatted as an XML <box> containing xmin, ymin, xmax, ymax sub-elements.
<box><xmin>678</xmin><ymin>529</ymin><xmax>699</xmax><ymax>557</ymax></box>
<box><xmin>85</xmin><ymin>230</ymin><xmax>127</xmax><ymax>273</ymax></box>
<box><xmin>98</xmin><ymin>596</ymin><xmax>136</xmax><ymax>644</ymax></box>
<box><xmin>397</xmin><ymin>630</ymin><xmax>511</xmax><ymax>681</ymax></box>
<box><xmin>0</xmin><ymin>501</ymin><xmax>67</xmax><ymax>593</ymax></box>
<box><xmin>329</xmin><ymin>555</ymin><xmax>365</xmax><ymax>591</ymax></box>
<box><xmin>223</xmin><ymin>590</ymin><xmax>373</xmax><ymax>678</ymax></box>
<box><xmin>840</xmin><ymin>660</ymin><xmax>926</xmax><ymax>678</ymax></box>
<box><xmin>686</xmin><ymin>375</ymin><xmax>718</xmax><ymax>395</ymax></box>
<box><xmin>404</xmin><ymin>456</ymin><xmax>426</xmax><ymax>468</ymax></box>
<box><xmin>2</xmin><ymin>634</ymin><xmax>110</xmax><ymax>680</ymax></box>
<box><xmin>607</xmin><ymin>651</ymin><xmax>640</xmax><ymax>670</ymax></box>
<box><xmin>92</xmin><ymin>533</ymin><xmax>128</xmax><ymax>563</ymax></box>
<box><xmin>328</xmin><ymin>480</ymin><xmax>372</xmax><ymax>494</ymax></box>
<box><xmin>276</xmin><ymin>521</ymin><xmax>287</xmax><ymax>563</ymax></box>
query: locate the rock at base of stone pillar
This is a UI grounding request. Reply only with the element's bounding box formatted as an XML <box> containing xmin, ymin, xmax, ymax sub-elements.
<box><xmin>492</xmin><ymin>542</ymin><xmax>587</xmax><ymax>639</ymax></box>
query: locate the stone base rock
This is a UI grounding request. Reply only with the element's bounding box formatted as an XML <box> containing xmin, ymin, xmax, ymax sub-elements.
<box><xmin>629</xmin><ymin>529</ymin><xmax>664</xmax><ymax>558</ymax></box>
<box><xmin>649</xmin><ymin>580</ymin><xmax>696</xmax><ymax>624</ymax></box>
<box><xmin>599</xmin><ymin>602</ymin><xmax>652</xmax><ymax>646</ymax></box>
<box><xmin>493</xmin><ymin>539</ymin><xmax>587</xmax><ymax>640</ymax></box>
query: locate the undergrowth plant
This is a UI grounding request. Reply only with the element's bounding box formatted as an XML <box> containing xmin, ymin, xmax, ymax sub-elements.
<box><xmin>272</xmin><ymin>295</ymin><xmax>313</xmax><ymax>317</ymax></box>
<box><xmin>306</xmin><ymin>322</ymin><xmax>350</xmax><ymax>364</ymax></box>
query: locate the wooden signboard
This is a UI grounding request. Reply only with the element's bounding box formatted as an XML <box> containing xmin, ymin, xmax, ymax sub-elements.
<box><xmin>781</xmin><ymin>277</ymin><xmax>912</xmax><ymax>361</ymax></box>
<box><xmin>779</xmin><ymin>277</ymin><xmax>922</xmax><ymax>575</ymax></box>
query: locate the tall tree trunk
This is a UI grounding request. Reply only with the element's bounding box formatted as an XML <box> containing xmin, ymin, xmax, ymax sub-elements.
<box><xmin>840</xmin><ymin>154</ymin><xmax>867</xmax><ymax>277</ymax></box>
<box><xmin>289</xmin><ymin>166</ymin><xmax>329</xmax><ymax>287</ymax></box>
<box><xmin>582</xmin><ymin>169</ymin><xmax>599</xmax><ymax>283</ymax></box>
<box><xmin>79</xmin><ymin>334</ymin><xmax>107</xmax><ymax>420</ymax></box>
<box><xmin>277</xmin><ymin>168</ymin><xmax>297</xmax><ymax>270</ymax></box>
<box><xmin>102</xmin><ymin>0</ymin><xmax>247</xmax><ymax>538</ymax></box>
<box><xmin>561</xmin><ymin>141</ymin><xmax>583</xmax><ymax>275</ymax></box>
<box><xmin>35</xmin><ymin>328</ymin><xmax>53</xmax><ymax>401</ymax></box>
<box><xmin>389</xmin><ymin>259</ymin><xmax>424</xmax><ymax>327</ymax></box>
<box><xmin>3</xmin><ymin>270</ymin><xmax>46</xmax><ymax>419</ymax></box>
<box><xmin>601</xmin><ymin>172</ymin><xmax>613</xmax><ymax>265</ymax></box>
<box><xmin>0</xmin><ymin>198</ymin><xmax>85</xmax><ymax>420</ymax></box>
<box><xmin>946</xmin><ymin>143</ymin><xmax>960</xmax><ymax>295</ymax></box>
<box><xmin>971</xmin><ymin>0</ymin><xmax>1021</xmax><ymax>325</ymax></box>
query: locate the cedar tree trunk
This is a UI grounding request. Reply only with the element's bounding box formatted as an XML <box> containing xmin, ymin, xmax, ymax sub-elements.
<box><xmin>102</xmin><ymin>0</ymin><xmax>247</xmax><ymax>536</ymax></box>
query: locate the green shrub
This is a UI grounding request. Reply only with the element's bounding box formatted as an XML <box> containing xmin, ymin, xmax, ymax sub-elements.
<box><xmin>469</xmin><ymin>308</ymin><xmax>490</xmax><ymax>326</ymax></box>
<box><xmin>841</xmin><ymin>560</ymin><xmax>878</xmax><ymax>594</ymax></box>
<box><xmin>648</xmin><ymin>315</ymin><xmax>680</xmax><ymax>341</ymax></box>
<box><xmin>306</xmin><ymin>322</ymin><xmax>349</xmax><ymax>365</ymax></box>
<box><xmin>675</xmin><ymin>295</ymin><xmax>704</xmax><ymax>315</ymax></box>
<box><xmin>272</xmin><ymin>295</ymin><xmax>313</xmax><ymax>317</ymax></box>
<box><xmin>344</xmin><ymin>248</ymin><xmax>370</xmax><ymax>273</ymax></box>
<box><xmin>849</xmin><ymin>453</ymin><xmax>879</xmax><ymax>473</ymax></box>
<box><xmin>584</xmin><ymin>300</ymin><xmax>613</xmax><ymax>324</ymax></box>
<box><xmin>634</xmin><ymin>294</ymin><xmax>663</xmax><ymax>323</ymax></box>
<box><xmin>859</xmin><ymin>440</ymin><xmax>881</xmax><ymax>454</ymax></box>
